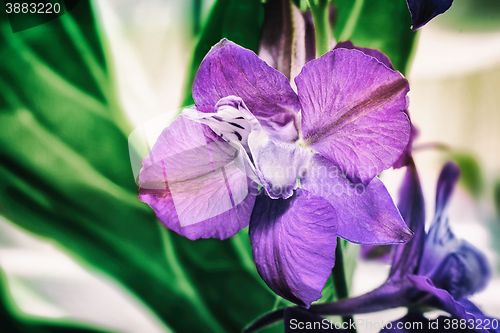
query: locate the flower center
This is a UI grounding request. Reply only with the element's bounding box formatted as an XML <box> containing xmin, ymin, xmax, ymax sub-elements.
<box><xmin>248</xmin><ymin>130</ymin><xmax>312</xmax><ymax>199</ymax></box>
<box><xmin>184</xmin><ymin>95</ymin><xmax>310</xmax><ymax>199</ymax></box>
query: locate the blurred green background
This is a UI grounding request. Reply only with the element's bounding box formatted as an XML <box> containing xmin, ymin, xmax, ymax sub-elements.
<box><xmin>0</xmin><ymin>0</ymin><xmax>499</xmax><ymax>332</ymax></box>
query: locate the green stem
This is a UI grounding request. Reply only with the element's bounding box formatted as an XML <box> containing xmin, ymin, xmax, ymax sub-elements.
<box><xmin>333</xmin><ymin>240</ymin><xmax>357</xmax><ymax>333</ymax></box>
<box><xmin>308</xmin><ymin>0</ymin><xmax>330</xmax><ymax>57</ymax></box>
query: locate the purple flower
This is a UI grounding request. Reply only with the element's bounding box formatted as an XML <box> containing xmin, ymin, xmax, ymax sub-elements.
<box><xmin>138</xmin><ymin>39</ymin><xmax>412</xmax><ymax>306</ymax></box>
<box><xmin>406</xmin><ymin>0</ymin><xmax>454</xmax><ymax>30</ymax></box>
<box><xmin>244</xmin><ymin>161</ymin><xmax>496</xmax><ymax>332</ymax></box>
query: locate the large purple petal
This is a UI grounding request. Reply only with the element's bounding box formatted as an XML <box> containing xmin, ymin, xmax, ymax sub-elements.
<box><xmin>193</xmin><ymin>39</ymin><xmax>300</xmax><ymax>135</ymax></box>
<box><xmin>362</xmin><ymin>159</ymin><xmax>425</xmax><ymax>265</ymax></box>
<box><xmin>302</xmin><ymin>156</ymin><xmax>412</xmax><ymax>244</ymax></box>
<box><xmin>335</xmin><ymin>41</ymin><xmax>394</xmax><ymax>69</ymax></box>
<box><xmin>390</xmin><ymin>160</ymin><xmax>426</xmax><ymax>277</ymax></box>
<box><xmin>249</xmin><ymin>190</ymin><xmax>338</xmax><ymax>307</ymax></box>
<box><xmin>138</xmin><ymin>116</ymin><xmax>256</xmax><ymax>240</ymax></box>
<box><xmin>296</xmin><ymin>48</ymin><xmax>410</xmax><ymax>184</ymax></box>
<box><xmin>406</xmin><ymin>0</ymin><xmax>454</xmax><ymax>30</ymax></box>
<box><xmin>393</xmin><ymin>123</ymin><xmax>418</xmax><ymax>169</ymax></box>
<box><xmin>334</xmin><ymin>42</ymin><xmax>419</xmax><ymax>170</ymax></box>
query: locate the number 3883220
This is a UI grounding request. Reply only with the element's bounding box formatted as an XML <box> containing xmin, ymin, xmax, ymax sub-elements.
<box><xmin>5</xmin><ymin>2</ymin><xmax>62</xmax><ymax>14</ymax></box>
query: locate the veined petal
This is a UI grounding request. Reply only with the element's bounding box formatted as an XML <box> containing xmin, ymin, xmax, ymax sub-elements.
<box><xmin>193</xmin><ymin>39</ymin><xmax>300</xmax><ymax>138</ymax></box>
<box><xmin>335</xmin><ymin>41</ymin><xmax>394</xmax><ymax>69</ymax></box>
<box><xmin>249</xmin><ymin>190</ymin><xmax>338</xmax><ymax>307</ymax></box>
<box><xmin>138</xmin><ymin>116</ymin><xmax>256</xmax><ymax>240</ymax></box>
<box><xmin>302</xmin><ymin>156</ymin><xmax>412</xmax><ymax>244</ymax></box>
<box><xmin>295</xmin><ymin>48</ymin><xmax>410</xmax><ymax>184</ymax></box>
<box><xmin>334</xmin><ymin>42</ymin><xmax>418</xmax><ymax>170</ymax></box>
<box><xmin>406</xmin><ymin>0</ymin><xmax>454</xmax><ymax>30</ymax></box>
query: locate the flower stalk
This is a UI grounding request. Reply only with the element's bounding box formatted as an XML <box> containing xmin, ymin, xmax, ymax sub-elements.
<box><xmin>308</xmin><ymin>0</ymin><xmax>330</xmax><ymax>57</ymax></box>
<box><xmin>333</xmin><ymin>241</ymin><xmax>357</xmax><ymax>333</ymax></box>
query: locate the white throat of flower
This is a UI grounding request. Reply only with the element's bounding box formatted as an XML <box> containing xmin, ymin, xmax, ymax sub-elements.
<box><xmin>183</xmin><ymin>96</ymin><xmax>313</xmax><ymax>199</ymax></box>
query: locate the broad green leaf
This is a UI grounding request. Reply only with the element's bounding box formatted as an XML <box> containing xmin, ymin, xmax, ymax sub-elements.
<box><xmin>0</xmin><ymin>270</ymin><xmax>108</xmax><ymax>333</ymax></box>
<box><xmin>494</xmin><ymin>180</ymin><xmax>500</xmax><ymax>218</ymax></box>
<box><xmin>332</xmin><ymin>0</ymin><xmax>417</xmax><ymax>73</ymax></box>
<box><xmin>182</xmin><ymin>0</ymin><xmax>265</xmax><ymax>105</ymax></box>
<box><xmin>450</xmin><ymin>152</ymin><xmax>485</xmax><ymax>198</ymax></box>
<box><xmin>0</xmin><ymin>2</ymin><xmax>279</xmax><ymax>332</ymax></box>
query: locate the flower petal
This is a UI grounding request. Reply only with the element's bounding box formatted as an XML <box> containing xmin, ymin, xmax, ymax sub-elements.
<box><xmin>138</xmin><ymin>116</ymin><xmax>256</xmax><ymax>240</ymax></box>
<box><xmin>409</xmin><ymin>275</ymin><xmax>494</xmax><ymax>323</ymax></box>
<box><xmin>390</xmin><ymin>160</ymin><xmax>426</xmax><ymax>277</ymax></box>
<box><xmin>434</xmin><ymin>161</ymin><xmax>460</xmax><ymax>219</ymax></box>
<box><xmin>311</xmin><ymin>281</ymin><xmax>412</xmax><ymax>315</ymax></box>
<box><xmin>249</xmin><ymin>190</ymin><xmax>338</xmax><ymax>307</ymax></box>
<box><xmin>193</xmin><ymin>39</ymin><xmax>300</xmax><ymax>136</ymax></box>
<box><xmin>183</xmin><ymin>96</ymin><xmax>261</xmax><ymax>151</ymax></box>
<box><xmin>428</xmin><ymin>238</ymin><xmax>491</xmax><ymax>300</ymax></box>
<box><xmin>406</xmin><ymin>0</ymin><xmax>453</xmax><ymax>30</ymax></box>
<box><xmin>302</xmin><ymin>156</ymin><xmax>412</xmax><ymax>244</ymax></box>
<box><xmin>243</xmin><ymin>281</ymin><xmax>412</xmax><ymax>333</ymax></box>
<box><xmin>419</xmin><ymin>162</ymin><xmax>491</xmax><ymax>298</ymax></box>
<box><xmin>335</xmin><ymin>41</ymin><xmax>394</xmax><ymax>69</ymax></box>
<box><xmin>295</xmin><ymin>48</ymin><xmax>410</xmax><ymax>184</ymax></box>
<box><xmin>333</xmin><ymin>43</ymin><xmax>419</xmax><ymax>170</ymax></box>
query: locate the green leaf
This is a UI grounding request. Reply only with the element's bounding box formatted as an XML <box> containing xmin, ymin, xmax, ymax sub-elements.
<box><xmin>182</xmin><ymin>0</ymin><xmax>265</xmax><ymax>105</ymax></box>
<box><xmin>0</xmin><ymin>2</ymin><xmax>279</xmax><ymax>332</ymax></box>
<box><xmin>494</xmin><ymin>180</ymin><xmax>500</xmax><ymax>218</ymax></box>
<box><xmin>450</xmin><ymin>152</ymin><xmax>485</xmax><ymax>198</ymax></box>
<box><xmin>332</xmin><ymin>0</ymin><xmax>417</xmax><ymax>73</ymax></box>
<box><xmin>0</xmin><ymin>270</ymin><xmax>108</xmax><ymax>333</ymax></box>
